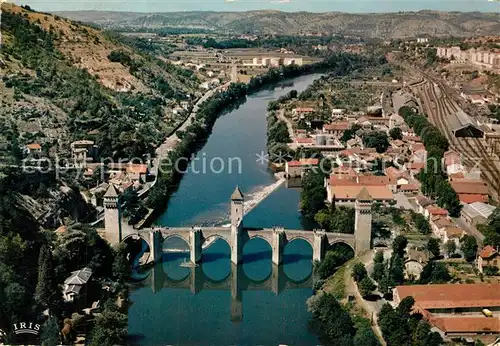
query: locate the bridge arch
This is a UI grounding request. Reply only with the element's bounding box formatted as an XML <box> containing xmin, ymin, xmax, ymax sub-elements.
<box><xmin>246</xmin><ymin>234</ymin><xmax>273</xmax><ymax>248</ymax></box>
<box><xmin>284</xmin><ymin>235</ymin><xmax>314</xmax><ymax>249</ymax></box>
<box><xmin>328</xmin><ymin>238</ymin><xmax>355</xmax><ymax>251</ymax></box>
<box><xmin>202</xmin><ymin>234</ymin><xmax>230</xmax><ymax>248</ymax></box>
<box><xmin>121</xmin><ymin>233</ymin><xmax>152</xmax><ymax>265</ymax></box>
<box><xmin>162</xmin><ymin>233</ymin><xmax>190</xmax><ymax>246</ymax></box>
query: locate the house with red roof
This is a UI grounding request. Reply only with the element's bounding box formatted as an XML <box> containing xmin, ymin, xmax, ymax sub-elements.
<box><xmin>478</xmin><ymin>245</ymin><xmax>500</xmax><ymax>273</ymax></box>
<box><xmin>285</xmin><ymin>158</ymin><xmax>319</xmax><ymax>178</ymax></box>
<box><xmin>450</xmin><ymin>179</ymin><xmax>489</xmax><ymax>204</ymax></box>
<box><xmin>394</xmin><ymin>283</ymin><xmax>500</xmax><ymax>340</ymax></box>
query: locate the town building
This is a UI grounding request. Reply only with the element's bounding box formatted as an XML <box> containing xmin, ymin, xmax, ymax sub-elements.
<box><xmin>24</xmin><ymin>143</ymin><xmax>42</xmax><ymax>156</ymax></box>
<box><xmin>71</xmin><ymin>140</ymin><xmax>97</xmax><ymax>167</ymax></box>
<box><xmin>326</xmin><ymin>184</ymin><xmax>393</xmax><ymax>205</ymax></box>
<box><xmin>461</xmin><ymin>202</ymin><xmax>496</xmax><ymax>227</ymax></box>
<box><xmin>285</xmin><ymin>158</ymin><xmax>319</xmax><ymax>178</ymax></box>
<box><xmin>394</xmin><ymin>283</ymin><xmax>500</xmax><ymax>340</ymax></box>
<box><xmin>292</xmin><ymin>107</ymin><xmax>315</xmax><ymax>120</ymax></box>
<box><xmin>477</xmin><ymin>246</ymin><xmax>500</xmax><ymax>273</ymax></box>
<box><xmin>404</xmin><ymin>248</ymin><xmax>430</xmax><ymax>280</ymax></box>
<box><xmin>63</xmin><ymin>267</ymin><xmax>92</xmax><ymax>302</ymax></box>
<box><xmin>450</xmin><ymin>180</ymin><xmax>489</xmax><ymax>204</ymax></box>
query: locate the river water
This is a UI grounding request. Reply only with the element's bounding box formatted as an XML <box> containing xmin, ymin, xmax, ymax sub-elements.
<box><xmin>128</xmin><ymin>74</ymin><xmax>323</xmax><ymax>345</ymax></box>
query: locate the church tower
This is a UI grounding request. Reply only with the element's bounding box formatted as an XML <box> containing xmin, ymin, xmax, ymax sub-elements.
<box><xmin>354</xmin><ymin>187</ymin><xmax>372</xmax><ymax>254</ymax></box>
<box><xmin>103</xmin><ymin>184</ymin><xmax>122</xmax><ymax>245</ymax></box>
<box><xmin>230</xmin><ymin>186</ymin><xmax>244</xmax><ymax>264</ymax></box>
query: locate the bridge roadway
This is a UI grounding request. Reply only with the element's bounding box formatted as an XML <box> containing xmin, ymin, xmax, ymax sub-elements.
<box><xmin>123</xmin><ymin>226</ymin><xmax>356</xmax><ymax>266</ymax></box>
<box><xmin>137</xmin><ymin>261</ymin><xmax>313</xmax><ymax>322</ymax></box>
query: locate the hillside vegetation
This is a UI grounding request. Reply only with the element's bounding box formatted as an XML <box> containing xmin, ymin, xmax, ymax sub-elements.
<box><xmin>0</xmin><ymin>3</ymin><xmax>198</xmax><ymax>162</ymax></box>
<box><xmin>56</xmin><ymin>9</ymin><xmax>500</xmax><ymax>39</ymax></box>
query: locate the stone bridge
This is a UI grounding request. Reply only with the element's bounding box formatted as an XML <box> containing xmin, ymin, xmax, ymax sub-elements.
<box><xmin>104</xmin><ymin>186</ymin><xmax>373</xmax><ymax>266</ymax></box>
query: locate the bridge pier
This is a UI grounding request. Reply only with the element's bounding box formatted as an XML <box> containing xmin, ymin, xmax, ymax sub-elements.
<box><xmin>190</xmin><ymin>265</ymin><xmax>203</xmax><ymax>294</ymax></box>
<box><xmin>313</xmin><ymin>230</ymin><xmax>325</xmax><ymax>262</ymax></box>
<box><xmin>272</xmin><ymin>228</ymin><xmax>284</xmax><ymax>265</ymax></box>
<box><xmin>230</xmin><ymin>263</ymin><xmax>243</xmax><ymax>323</ymax></box>
<box><xmin>149</xmin><ymin>230</ymin><xmax>162</xmax><ymax>264</ymax></box>
<box><xmin>190</xmin><ymin>229</ymin><xmax>202</xmax><ymax>264</ymax></box>
<box><xmin>271</xmin><ymin>264</ymin><xmax>285</xmax><ymax>295</ymax></box>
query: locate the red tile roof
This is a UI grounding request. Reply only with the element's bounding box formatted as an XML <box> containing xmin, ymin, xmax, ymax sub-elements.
<box><xmin>451</xmin><ymin>180</ymin><xmax>489</xmax><ymax>195</ymax></box>
<box><xmin>458</xmin><ymin>193</ymin><xmax>489</xmax><ymax>204</ymax></box>
<box><xmin>416</xmin><ymin>195</ymin><xmax>432</xmax><ymax>207</ymax></box>
<box><xmin>26</xmin><ymin>143</ymin><xmax>41</xmax><ymax>150</ymax></box>
<box><xmin>296</xmin><ymin>137</ymin><xmax>314</xmax><ymax>144</ymax></box>
<box><xmin>407</xmin><ymin>162</ymin><xmax>425</xmax><ymax>171</ymax></box>
<box><xmin>395</xmin><ymin>283</ymin><xmax>500</xmax><ymax>310</ymax></box>
<box><xmin>444</xmin><ymin>227</ymin><xmax>464</xmax><ymax>238</ymax></box>
<box><xmin>126</xmin><ymin>164</ymin><xmax>148</xmax><ymax>174</ymax></box>
<box><xmin>287</xmin><ymin>158</ymin><xmax>319</xmax><ymax>167</ymax></box>
<box><xmin>479</xmin><ymin>245</ymin><xmax>498</xmax><ymax>259</ymax></box>
<box><xmin>431</xmin><ymin>316</ymin><xmax>500</xmax><ymax>333</ymax></box>
<box><xmin>427</xmin><ymin>206</ymin><xmax>449</xmax><ymax>216</ymax></box>
<box><xmin>399</xmin><ymin>183</ymin><xmax>419</xmax><ymax>191</ymax></box>
<box><xmin>449</xmin><ymin>172</ymin><xmax>465</xmax><ymax>180</ymax></box>
<box><xmin>330</xmin><ymin>185</ymin><xmax>393</xmax><ymax>201</ymax></box>
<box><xmin>294</xmin><ymin>107</ymin><xmax>315</xmax><ymax>112</ymax></box>
<box><xmin>324</xmin><ymin>122</ymin><xmax>350</xmax><ymax>131</ymax></box>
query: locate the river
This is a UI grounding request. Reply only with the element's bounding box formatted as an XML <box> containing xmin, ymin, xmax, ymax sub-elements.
<box><xmin>128</xmin><ymin>73</ymin><xmax>323</xmax><ymax>345</ymax></box>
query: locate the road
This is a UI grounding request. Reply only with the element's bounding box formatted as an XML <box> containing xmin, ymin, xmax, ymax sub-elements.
<box><xmin>451</xmin><ymin>216</ymin><xmax>485</xmax><ymax>245</ymax></box>
<box><xmin>276</xmin><ymin>109</ymin><xmax>297</xmax><ymax>149</ymax></box>
<box><xmin>345</xmin><ymin>250</ymin><xmax>390</xmax><ymax>346</ymax></box>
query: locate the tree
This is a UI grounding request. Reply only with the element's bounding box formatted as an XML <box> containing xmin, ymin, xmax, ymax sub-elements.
<box><xmin>314</xmin><ymin>249</ymin><xmax>354</xmax><ymax>280</ymax></box>
<box><xmin>40</xmin><ymin>317</ymin><xmax>60</xmax><ymax>346</ymax></box>
<box><xmin>389</xmin><ymin>127</ymin><xmax>403</xmax><ymax>140</ymax></box>
<box><xmin>426</xmin><ymin>238</ymin><xmax>441</xmax><ymax>258</ymax></box>
<box><xmin>300</xmin><ymin>171</ymin><xmax>326</xmax><ymax>219</ymax></box>
<box><xmin>309</xmin><ymin>293</ymin><xmax>356</xmax><ymax>343</ymax></box>
<box><xmin>113</xmin><ymin>244</ymin><xmax>131</xmax><ymax>284</ymax></box>
<box><xmin>419</xmin><ymin>262</ymin><xmax>451</xmax><ymax>284</ymax></box>
<box><xmin>445</xmin><ymin>240</ymin><xmax>457</xmax><ymax>257</ymax></box>
<box><xmin>389</xmin><ymin>255</ymin><xmax>405</xmax><ymax>286</ymax></box>
<box><xmin>372</xmin><ymin>262</ymin><xmax>385</xmax><ymax>282</ymax></box>
<box><xmin>362</xmin><ymin>131</ymin><xmax>389</xmax><ymax>153</ymax></box>
<box><xmin>35</xmin><ymin>244</ymin><xmax>59</xmax><ymax>310</ymax></box>
<box><xmin>461</xmin><ymin>235</ymin><xmax>478</xmax><ymax>262</ymax></box>
<box><xmin>352</xmin><ymin>262</ymin><xmax>368</xmax><ymax>282</ymax></box>
<box><xmin>90</xmin><ymin>305</ymin><xmax>128</xmax><ymax>346</ymax></box>
<box><xmin>392</xmin><ymin>235</ymin><xmax>408</xmax><ymax>257</ymax></box>
<box><xmin>373</xmin><ymin>250</ymin><xmax>384</xmax><ymax>264</ymax></box>
<box><xmin>484</xmin><ymin>266</ymin><xmax>499</xmax><ymax>276</ymax></box>
<box><xmin>359</xmin><ymin>276</ymin><xmax>376</xmax><ymax>297</ymax></box>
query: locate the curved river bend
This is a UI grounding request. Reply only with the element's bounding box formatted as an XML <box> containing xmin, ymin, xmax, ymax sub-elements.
<box><xmin>128</xmin><ymin>74</ymin><xmax>323</xmax><ymax>345</ymax></box>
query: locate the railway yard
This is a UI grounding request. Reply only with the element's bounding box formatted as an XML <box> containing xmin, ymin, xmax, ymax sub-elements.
<box><xmin>410</xmin><ymin>75</ymin><xmax>500</xmax><ymax>201</ymax></box>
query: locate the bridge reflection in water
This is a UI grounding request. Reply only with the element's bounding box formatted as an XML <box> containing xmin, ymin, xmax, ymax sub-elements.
<box><xmin>135</xmin><ymin>257</ymin><xmax>312</xmax><ymax>323</ymax></box>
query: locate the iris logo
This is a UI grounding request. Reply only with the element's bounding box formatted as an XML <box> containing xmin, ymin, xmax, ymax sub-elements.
<box><xmin>12</xmin><ymin>322</ymin><xmax>40</xmax><ymax>336</ymax></box>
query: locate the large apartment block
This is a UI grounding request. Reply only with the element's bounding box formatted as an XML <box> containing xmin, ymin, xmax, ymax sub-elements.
<box><xmin>436</xmin><ymin>46</ymin><xmax>500</xmax><ymax>69</ymax></box>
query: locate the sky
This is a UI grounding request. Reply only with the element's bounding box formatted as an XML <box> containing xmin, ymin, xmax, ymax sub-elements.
<box><xmin>11</xmin><ymin>0</ymin><xmax>500</xmax><ymax>13</ymax></box>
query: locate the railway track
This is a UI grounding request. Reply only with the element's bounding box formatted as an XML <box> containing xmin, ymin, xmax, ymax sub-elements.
<box><xmin>412</xmin><ymin>77</ymin><xmax>500</xmax><ymax>199</ymax></box>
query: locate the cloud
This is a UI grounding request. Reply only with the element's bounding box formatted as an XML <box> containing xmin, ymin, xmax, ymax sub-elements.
<box><xmin>270</xmin><ymin>0</ymin><xmax>291</xmax><ymax>3</ymax></box>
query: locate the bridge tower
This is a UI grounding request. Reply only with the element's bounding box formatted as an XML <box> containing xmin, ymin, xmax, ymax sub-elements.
<box><xmin>354</xmin><ymin>187</ymin><xmax>372</xmax><ymax>254</ymax></box>
<box><xmin>103</xmin><ymin>184</ymin><xmax>122</xmax><ymax>245</ymax></box>
<box><xmin>230</xmin><ymin>187</ymin><xmax>244</xmax><ymax>264</ymax></box>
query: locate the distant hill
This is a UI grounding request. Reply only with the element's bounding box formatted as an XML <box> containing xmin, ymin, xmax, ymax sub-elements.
<box><xmin>54</xmin><ymin>10</ymin><xmax>500</xmax><ymax>38</ymax></box>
